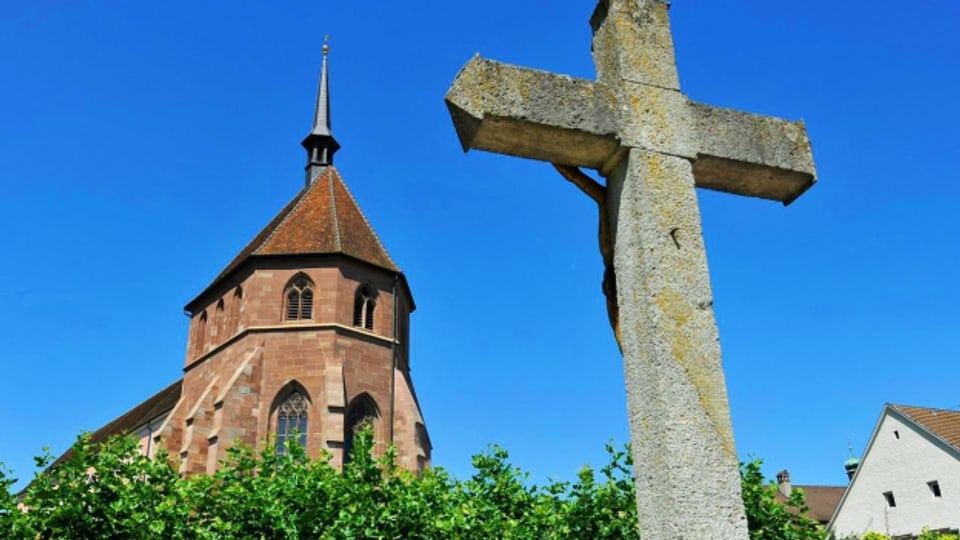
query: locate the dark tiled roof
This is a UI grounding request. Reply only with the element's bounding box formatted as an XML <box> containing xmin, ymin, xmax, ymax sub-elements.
<box><xmin>776</xmin><ymin>485</ymin><xmax>845</xmax><ymax>524</ymax></box>
<box><xmin>188</xmin><ymin>167</ymin><xmax>398</xmax><ymax>310</ymax></box>
<box><xmin>892</xmin><ymin>404</ymin><xmax>960</xmax><ymax>453</ymax></box>
<box><xmin>52</xmin><ymin>380</ymin><xmax>182</xmax><ymax>467</ymax></box>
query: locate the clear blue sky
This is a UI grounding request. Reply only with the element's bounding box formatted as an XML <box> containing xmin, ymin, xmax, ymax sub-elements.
<box><xmin>2</xmin><ymin>1</ymin><xmax>958</xmax><ymax>493</ymax></box>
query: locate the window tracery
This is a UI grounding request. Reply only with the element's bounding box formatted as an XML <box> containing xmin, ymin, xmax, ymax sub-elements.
<box><xmin>276</xmin><ymin>390</ymin><xmax>309</xmax><ymax>454</ymax></box>
<box><xmin>344</xmin><ymin>393</ymin><xmax>379</xmax><ymax>463</ymax></box>
<box><xmin>285</xmin><ymin>275</ymin><xmax>314</xmax><ymax>321</ymax></box>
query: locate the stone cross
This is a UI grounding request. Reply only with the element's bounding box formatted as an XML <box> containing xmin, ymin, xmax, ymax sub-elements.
<box><xmin>445</xmin><ymin>1</ymin><xmax>816</xmax><ymax>538</ymax></box>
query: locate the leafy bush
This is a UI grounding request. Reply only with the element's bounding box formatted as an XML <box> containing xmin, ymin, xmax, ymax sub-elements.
<box><xmin>859</xmin><ymin>533</ymin><xmax>891</xmax><ymax>540</ymax></box>
<box><xmin>2</xmin><ymin>432</ymin><xmax>827</xmax><ymax>539</ymax></box>
<box><xmin>918</xmin><ymin>529</ymin><xmax>960</xmax><ymax>540</ymax></box>
<box><xmin>837</xmin><ymin>527</ymin><xmax>959</xmax><ymax>540</ymax></box>
<box><xmin>740</xmin><ymin>459</ymin><xmax>826</xmax><ymax>540</ymax></box>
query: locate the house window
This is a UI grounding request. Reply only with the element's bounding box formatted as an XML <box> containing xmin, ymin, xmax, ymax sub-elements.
<box><xmin>929</xmin><ymin>481</ymin><xmax>942</xmax><ymax>498</ymax></box>
<box><xmin>344</xmin><ymin>393</ymin><xmax>379</xmax><ymax>463</ymax></box>
<box><xmin>353</xmin><ymin>284</ymin><xmax>376</xmax><ymax>331</ymax></box>
<box><xmin>894</xmin><ymin>430</ymin><xmax>900</xmax><ymax>440</ymax></box>
<box><xmin>276</xmin><ymin>390</ymin><xmax>309</xmax><ymax>454</ymax></box>
<box><xmin>883</xmin><ymin>491</ymin><xmax>897</xmax><ymax>507</ymax></box>
<box><xmin>285</xmin><ymin>274</ymin><xmax>314</xmax><ymax>321</ymax></box>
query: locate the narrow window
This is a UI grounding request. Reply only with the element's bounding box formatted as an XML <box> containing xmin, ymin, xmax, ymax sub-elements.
<box><xmin>287</xmin><ymin>290</ymin><xmax>301</xmax><ymax>320</ymax></box>
<box><xmin>276</xmin><ymin>390</ymin><xmax>309</xmax><ymax>454</ymax></box>
<box><xmin>214</xmin><ymin>298</ymin><xmax>225</xmax><ymax>338</ymax></box>
<box><xmin>353</xmin><ymin>294</ymin><xmax>364</xmax><ymax>326</ymax></box>
<box><xmin>894</xmin><ymin>430</ymin><xmax>900</xmax><ymax>439</ymax></box>
<box><xmin>195</xmin><ymin>311</ymin><xmax>208</xmax><ymax>355</ymax></box>
<box><xmin>228</xmin><ymin>286</ymin><xmax>243</xmax><ymax>332</ymax></box>
<box><xmin>206</xmin><ymin>436</ymin><xmax>219</xmax><ymax>474</ymax></box>
<box><xmin>929</xmin><ymin>481</ymin><xmax>942</xmax><ymax>498</ymax></box>
<box><xmin>883</xmin><ymin>491</ymin><xmax>897</xmax><ymax>507</ymax></box>
<box><xmin>284</xmin><ymin>274</ymin><xmax>314</xmax><ymax>321</ymax></box>
<box><xmin>301</xmin><ymin>289</ymin><xmax>313</xmax><ymax>319</ymax></box>
<box><xmin>353</xmin><ymin>284</ymin><xmax>377</xmax><ymax>331</ymax></box>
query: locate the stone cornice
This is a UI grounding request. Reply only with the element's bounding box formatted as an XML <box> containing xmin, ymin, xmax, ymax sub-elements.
<box><xmin>184</xmin><ymin>322</ymin><xmax>395</xmax><ymax>373</ymax></box>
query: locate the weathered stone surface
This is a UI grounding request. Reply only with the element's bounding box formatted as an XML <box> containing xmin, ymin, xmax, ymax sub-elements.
<box><xmin>591</xmin><ymin>0</ymin><xmax>680</xmax><ymax>89</ymax></box>
<box><xmin>691</xmin><ymin>103</ymin><xmax>816</xmax><ymax>204</ymax></box>
<box><xmin>447</xmin><ymin>57</ymin><xmax>816</xmax><ymax>204</ymax></box>
<box><xmin>615</xmin><ymin>81</ymin><xmax>695</xmax><ymax>158</ymax></box>
<box><xmin>445</xmin><ymin>56</ymin><xmax>620</xmax><ymax>169</ymax></box>
<box><xmin>607</xmin><ymin>148</ymin><xmax>748</xmax><ymax>538</ymax></box>
<box><xmin>445</xmin><ymin>0</ymin><xmax>818</xmax><ymax>538</ymax></box>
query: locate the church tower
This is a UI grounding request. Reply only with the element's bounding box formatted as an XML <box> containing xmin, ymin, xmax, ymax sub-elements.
<box><xmin>149</xmin><ymin>45</ymin><xmax>431</xmax><ymax>474</ymax></box>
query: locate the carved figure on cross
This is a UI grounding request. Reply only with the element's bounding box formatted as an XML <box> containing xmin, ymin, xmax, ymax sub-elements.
<box><xmin>445</xmin><ymin>1</ymin><xmax>817</xmax><ymax>538</ymax></box>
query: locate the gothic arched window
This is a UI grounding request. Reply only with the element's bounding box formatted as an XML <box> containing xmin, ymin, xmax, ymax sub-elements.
<box><xmin>352</xmin><ymin>284</ymin><xmax>377</xmax><ymax>331</ymax></box>
<box><xmin>343</xmin><ymin>393</ymin><xmax>379</xmax><ymax>463</ymax></box>
<box><xmin>275</xmin><ymin>389</ymin><xmax>309</xmax><ymax>454</ymax></box>
<box><xmin>285</xmin><ymin>274</ymin><xmax>314</xmax><ymax>321</ymax></box>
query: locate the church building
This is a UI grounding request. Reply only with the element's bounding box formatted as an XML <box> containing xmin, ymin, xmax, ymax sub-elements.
<box><xmin>67</xmin><ymin>45</ymin><xmax>431</xmax><ymax>475</ymax></box>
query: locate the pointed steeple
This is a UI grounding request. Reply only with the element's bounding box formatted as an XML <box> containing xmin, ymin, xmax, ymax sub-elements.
<box><xmin>301</xmin><ymin>39</ymin><xmax>340</xmax><ymax>185</ymax></box>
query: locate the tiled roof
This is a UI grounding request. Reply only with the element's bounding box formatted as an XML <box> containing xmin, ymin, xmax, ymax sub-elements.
<box><xmin>775</xmin><ymin>485</ymin><xmax>845</xmax><ymax>524</ymax></box>
<box><xmin>189</xmin><ymin>167</ymin><xmax>398</xmax><ymax>310</ymax></box>
<box><xmin>892</xmin><ymin>404</ymin><xmax>960</xmax><ymax>453</ymax></box>
<box><xmin>51</xmin><ymin>379</ymin><xmax>182</xmax><ymax>467</ymax></box>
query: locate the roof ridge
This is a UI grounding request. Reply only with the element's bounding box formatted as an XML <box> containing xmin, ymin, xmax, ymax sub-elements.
<box><xmin>890</xmin><ymin>403</ymin><xmax>960</xmax><ymax>414</ymax></box>
<box><xmin>185</xmin><ymin>166</ymin><xmax>400</xmax><ymax>311</ymax></box>
<box><xmin>45</xmin><ymin>379</ymin><xmax>183</xmax><ymax>471</ymax></box>
<box><xmin>328</xmin><ymin>169</ymin><xmax>342</xmax><ymax>251</ymax></box>
<box><xmin>257</xmin><ymin>170</ymin><xmax>331</xmax><ymax>254</ymax></box>
<box><xmin>186</xmin><ymin>182</ymin><xmax>313</xmax><ymax>311</ymax></box>
<box><xmin>329</xmin><ymin>168</ymin><xmax>398</xmax><ymax>269</ymax></box>
<box><xmin>889</xmin><ymin>404</ymin><xmax>960</xmax><ymax>454</ymax></box>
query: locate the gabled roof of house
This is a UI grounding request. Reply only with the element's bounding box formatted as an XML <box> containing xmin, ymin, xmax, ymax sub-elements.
<box><xmin>48</xmin><ymin>379</ymin><xmax>182</xmax><ymax>469</ymax></box>
<box><xmin>891</xmin><ymin>404</ymin><xmax>960</xmax><ymax>453</ymax></box>
<box><xmin>186</xmin><ymin>167</ymin><xmax>399</xmax><ymax>311</ymax></box>
<box><xmin>17</xmin><ymin>380</ymin><xmax>182</xmax><ymax>498</ymax></box>
<box><xmin>774</xmin><ymin>485</ymin><xmax>845</xmax><ymax>524</ymax></box>
<box><xmin>827</xmin><ymin>403</ymin><xmax>960</xmax><ymax>533</ymax></box>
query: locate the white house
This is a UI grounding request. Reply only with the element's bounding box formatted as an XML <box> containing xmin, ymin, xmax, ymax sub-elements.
<box><xmin>829</xmin><ymin>404</ymin><xmax>960</xmax><ymax>539</ymax></box>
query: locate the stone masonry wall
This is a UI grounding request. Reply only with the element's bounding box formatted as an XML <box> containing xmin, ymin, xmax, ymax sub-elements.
<box><xmin>163</xmin><ymin>257</ymin><xmax>428</xmax><ymax>473</ymax></box>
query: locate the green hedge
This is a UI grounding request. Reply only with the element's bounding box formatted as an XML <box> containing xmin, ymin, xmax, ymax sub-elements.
<box><xmin>2</xmin><ymin>431</ymin><xmax>831</xmax><ymax>539</ymax></box>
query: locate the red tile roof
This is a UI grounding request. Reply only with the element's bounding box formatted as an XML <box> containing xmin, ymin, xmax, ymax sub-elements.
<box><xmin>892</xmin><ymin>404</ymin><xmax>960</xmax><ymax>453</ymax></box>
<box><xmin>188</xmin><ymin>167</ymin><xmax>399</xmax><ymax>310</ymax></box>
<box><xmin>775</xmin><ymin>485</ymin><xmax>845</xmax><ymax>524</ymax></box>
<box><xmin>50</xmin><ymin>380</ymin><xmax>182</xmax><ymax>468</ymax></box>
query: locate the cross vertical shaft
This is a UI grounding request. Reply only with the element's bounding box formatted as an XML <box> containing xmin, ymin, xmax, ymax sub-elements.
<box><xmin>445</xmin><ymin>0</ymin><xmax>817</xmax><ymax>537</ymax></box>
<box><xmin>608</xmin><ymin>149</ymin><xmax>747</xmax><ymax>537</ymax></box>
<box><xmin>596</xmin><ymin>2</ymin><xmax>747</xmax><ymax>536</ymax></box>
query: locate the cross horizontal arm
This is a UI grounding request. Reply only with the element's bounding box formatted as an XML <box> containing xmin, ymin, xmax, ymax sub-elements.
<box><xmin>445</xmin><ymin>56</ymin><xmax>620</xmax><ymax>169</ymax></box>
<box><xmin>690</xmin><ymin>102</ymin><xmax>817</xmax><ymax>205</ymax></box>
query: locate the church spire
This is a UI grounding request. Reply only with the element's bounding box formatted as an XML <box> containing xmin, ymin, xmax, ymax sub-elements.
<box><xmin>301</xmin><ymin>39</ymin><xmax>340</xmax><ymax>185</ymax></box>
